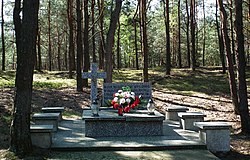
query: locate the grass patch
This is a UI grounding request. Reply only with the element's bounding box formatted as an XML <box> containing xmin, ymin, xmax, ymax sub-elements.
<box><xmin>151</xmin><ymin>68</ymin><xmax>230</xmax><ymax>96</ymax></box>
<box><xmin>0</xmin><ymin>71</ymin><xmax>15</xmax><ymax>87</ymax></box>
<box><xmin>63</xmin><ymin>110</ymin><xmax>81</xmax><ymax>118</ymax></box>
<box><xmin>0</xmin><ymin>71</ymin><xmax>76</xmax><ymax>89</ymax></box>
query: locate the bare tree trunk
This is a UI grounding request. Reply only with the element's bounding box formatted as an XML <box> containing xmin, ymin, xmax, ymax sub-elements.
<box><xmin>185</xmin><ymin>0</ymin><xmax>190</xmax><ymax>68</ymax></box>
<box><xmin>218</xmin><ymin>0</ymin><xmax>239</xmax><ymax>114</ymax></box>
<box><xmin>134</xmin><ymin>19</ymin><xmax>139</xmax><ymax>70</ymax></box>
<box><xmin>1</xmin><ymin>0</ymin><xmax>5</xmax><ymax>71</ymax></box>
<box><xmin>56</xmin><ymin>12</ymin><xmax>61</xmax><ymax>71</ymax></box>
<box><xmin>230</xmin><ymin>0</ymin><xmax>236</xmax><ymax>65</ymax></box>
<box><xmin>76</xmin><ymin>0</ymin><xmax>83</xmax><ymax>91</ymax></box>
<box><xmin>98</xmin><ymin>0</ymin><xmax>104</xmax><ymax>69</ymax></box>
<box><xmin>48</xmin><ymin>0</ymin><xmax>52</xmax><ymax>71</ymax></box>
<box><xmin>202</xmin><ymin>0</ymin><xmax>206</xmax><ymax>66</ymax></box>
<box><xmin>64</xmin><ymin>29</ymin><xmax>68</xmax><ymax>70</ymax></box>
<box><xmin>190</xmin><ymin>0</ymin><xmax>196</xmax><ymax>71</ymax></box>
<box><xmin>83</xmin><ymin>0</ymin><xmax>90</xmax><ymax>86</ymax></box>
<box><xmin>116</xmin><ymin>18</ymin><xmax>121</xmax><ymax>69</ymax></box>
<box><xmin>10</xmin><ymin>0</ymin><xmax>39</xmax><ymax>157</ymax></box>
<box><xmin>91</xmin><ymin>0</ymin><xmax>96</xmax><ymax>63</ymax></box>
<box><xmin>37</xmin><ymin>27</ymin><xmax>42</xmax><ymax>71</ymax></box>
<box><xmin>216</xmin><ymin>0</ymin><xmax>226</xmax><ymax>73</ymax></box>
<box><xmin>67</xmin><ymin>0</ymin><xmax>74</xmax><ymax>78</ymax></box>
<box><xmin>140</xmin><ymin>0</ymin><xmax>149</xmax><ymax>82</ymax></box>
<box><xmin>234</xmin><ymin>0</ymin><xmax>250</xmax><ymax>134</ymax></box>
<box><xmin>133</xmin><ymin>4</ymin><xmax>139</xmax><ymax>70</ymax></box>
<box><xmin>177</xmin><ymin>0</ymin><xmax>181</xmax><ymax>68</ymax></box>
<box><xmin>104</xmin><ymin>0</ymin><xmax>122</xmax><ymax>83</ymax></box>
<box><xmin>164</xmin><ymin>0</ymin><xmax>171</xmax><ymax>75</ymax></box>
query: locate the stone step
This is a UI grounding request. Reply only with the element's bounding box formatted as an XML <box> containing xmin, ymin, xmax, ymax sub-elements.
<box><xmin>42</xmin><ymin>107</ymin><xmax>65</xmax><ymax>121</ymax></box>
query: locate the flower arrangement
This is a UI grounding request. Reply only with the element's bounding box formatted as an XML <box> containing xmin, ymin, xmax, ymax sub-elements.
<box><xmin>110</xmin><ymin>86</ymin><xmax>141</xmax><ymax>116</ymax></box>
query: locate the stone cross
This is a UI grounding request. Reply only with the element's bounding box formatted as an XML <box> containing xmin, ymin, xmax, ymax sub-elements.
<box><xmin>82</xmin><ymin>63</ymin><xmax>106</xmax><ymax>102</ymax></box>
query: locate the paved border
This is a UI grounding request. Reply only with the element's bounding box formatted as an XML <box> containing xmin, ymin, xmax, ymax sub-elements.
<box><xmin>51</xmin><ymin>118</ymin><xmax>206</xmax><ymax>151</ymax></box>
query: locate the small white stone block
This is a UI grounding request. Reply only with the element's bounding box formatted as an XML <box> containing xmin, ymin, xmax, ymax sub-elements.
<box><xmin>165</xmin><ymin>105</ymin><xmax>189</xmax><ymax>121</ymax></box>
<box><xmin>178</xmin><ymin>112</ymin><xmax>206</xmax><ymax>131</ymax></box>
<box><xmin>194</xmin><ymin>122</ymin><xmax>231</xmax><ymax>152</ymax></box>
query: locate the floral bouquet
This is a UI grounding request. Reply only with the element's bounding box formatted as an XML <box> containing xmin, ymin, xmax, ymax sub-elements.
<box><xmin>110</xmin><ymin>86</ymin><xmax>141</xmax><ymax>116</ymax></box>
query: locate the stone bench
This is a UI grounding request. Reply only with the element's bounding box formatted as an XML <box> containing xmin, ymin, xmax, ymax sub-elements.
<box><xmin>165</xmin><ymin>105</ymin><xmax>189</xmax><ymax>121</ymax></box>
<box><xmin>41</xmin><ymin>107</ymin><xmax>65</xmax><ymax>121</ymax></box>
<box><xmin>30</xmin><ymin>124</ymin><xmax>54</xmax><ymax>148</ymax></box>
<box><xmin>32</xmin><ymin>113</ymin><xmax>60</xmax><ymax>131</ymax></box>
<box><xmin>178</xmin><ymin>112</ymin><xmax>206</xmax><ymax>131</ymax></box>
<box><xmin>102</xmin><ymin>82</ymin><xmax>152</xmax><ymax>106</ymax></box>
<box><xmin>193</xmin><ymin>122</ymin><xmax>232</xmax><ymax>152</ymax></box>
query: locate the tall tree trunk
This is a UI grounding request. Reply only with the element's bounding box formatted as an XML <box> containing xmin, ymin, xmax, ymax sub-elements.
<box><xmin>104</xmin><ymin>0</ymin><xmax>122</xmax><ymax>83</ymax></box>
<box><xmin>177</xmin><ymin>0</ymin><xmax>181</xmax><ymax>68</ymax></box>
<box><xmin>234</xmin><ymin>0</ymin><xmax>250</xmax><ymax>134</ymax></box>
<box><xmin>76</xmin><ymin>0</ymin><xmax>83</xmax><ymax>91</ymax></box>
<box><xmin>98</xmin><ymin>0</ymin><xmax>104</xmax><ymax>69</ymax></box>
<box><xmin>12</xmin><ymin>31</ymin><xmax>16</xmax><ymax>69</ymax></box>
<box><xmin>230</xmin><ymin>0</ymin><xmax>236</xmax><ymax>65</ymax></box>
<box><xmin>1</xmin><ymin>0</ymin><xmax>5</xmax><ymax>71</ymax></box>
<box><xmin>140</xmin><ymin>0</ymin><xmax>149</xmax><ymax>82</ymax></box>
<box><xmin>83</xmin><ymin>0</ymin><xmax>90</xmax><ymax>86</ymax></box>
<box><xmin>64</xmin><ymin>29</ymin><xmax>68</xmax><ymax>70</ymax></box>
<box><xmin>91</xmin><ymin>0</ymin><xmax>96</xmax><ymax>63</ymax></box>
<box><xmin>164</xmin><ymin>0</ymin><xmax>171</xmax><ymax>75</ymax></box>
<box><xmin>10</xmin><ymin>0</ymin><xmax>39</xmax><ymax>157</ymax></box>
<box><xmin>48</xmin><ymin>0</ymin><xmax>52</xmax><ymax>71</ymax></box>
<box><xmin>67</xmin><ymin>0</ymin><xmax>74</xmax><ymax>78</ymax></box>
<box><xmin>56</xmin><ymin>11</ymin><xmax>61</xmax><ymax>71</ymax></box>
<box><xmin>37</xmin><ymin>27</ymin><xmax>42</xmax><ymax>71</ymax></box>
<box><xmin>117</xmin><ymin>18</ymin><xmax>121</xmax><ymax>69</ymax></box>
<box><xmin>216</xmin><ymin>0</ymin><xmax>226</xmax><ymax>73</ymax></box>
<box><xmin>185</xmin><ymin>0</ymin><xmax>190</xmax><ymax>68</ymax></box>
<box><xmin>202</xmin><ymin>0</ymin><xmax>206</xmax><ymax>66</ymax></box>
<box><xmin>133</xmin><ymin>3</ymin><xmax>139</xmax><ymax>70</ymax></box>
<box><xmin>218</xmin><ymin>0</ymin><xmax>239</xmax><ymax>114</ymax></box>
<box><xmin>134</xmin><ymin>20</ymin><xmax>139</xmax><ymax>70</ymax></box>
<box><xmin>190</xmin><ymin>0</ymin><xmax>196</xmax><ymax>70</ymax></box>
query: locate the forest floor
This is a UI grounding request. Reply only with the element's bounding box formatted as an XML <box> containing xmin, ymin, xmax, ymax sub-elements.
<box><xmin>0</xmin><ymin>67</ymin><xmax>250</xmax><ymax>159</ymax></box>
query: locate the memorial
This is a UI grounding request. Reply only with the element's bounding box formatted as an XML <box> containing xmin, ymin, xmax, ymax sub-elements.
<box><xmin>82</xmin><ymin>63</ymin><xmax>164</xmax><ymax>138</ymax></box>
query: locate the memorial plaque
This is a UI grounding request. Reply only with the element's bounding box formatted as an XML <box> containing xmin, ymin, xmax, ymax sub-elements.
<box><xmin>103</xmin><ymin>82</ymin><xmax>152</xmax><ymax>105</ymax></box>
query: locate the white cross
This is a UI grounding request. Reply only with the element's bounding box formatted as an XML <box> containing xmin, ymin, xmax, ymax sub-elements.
<box><xmin>82</xmin><ymin>63</ymin><xmax>107</xmax><ymax>102</ymax></box>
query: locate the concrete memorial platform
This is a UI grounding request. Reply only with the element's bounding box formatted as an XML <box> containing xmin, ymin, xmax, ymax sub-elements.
<box><xmin>82</xmin><ymin>109</ymin><xmax>165</xmax><ymax>137</ymax></box>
